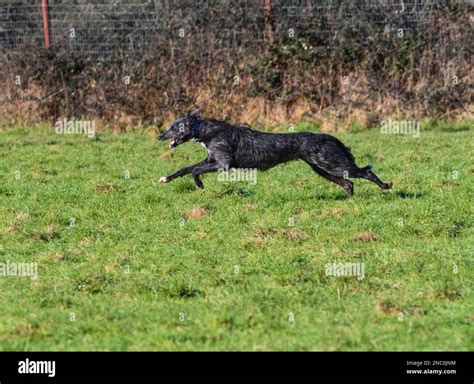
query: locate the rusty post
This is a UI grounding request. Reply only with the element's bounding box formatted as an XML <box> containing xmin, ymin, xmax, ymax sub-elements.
<box><xmin>42</xmin><ymin>0</ymin><xmax>50</xmax><ymax>48</ymax></box>
<box><xmin>264</xmin><ymin>0</ymin><xmax>274</xmax><ymax>48</ymax></box>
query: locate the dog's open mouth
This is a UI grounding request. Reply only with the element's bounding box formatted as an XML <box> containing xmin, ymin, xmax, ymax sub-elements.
<box><xmin>169</xmin><ymin>138</ymin><xmax>182</xmax><ymax>149</ymax></box>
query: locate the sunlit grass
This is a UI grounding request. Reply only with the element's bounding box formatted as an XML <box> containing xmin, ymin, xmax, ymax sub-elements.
<box><xmin>0</xmin><ymin>121</ymin><xmax>472</xmax><ymax>350</ymax></box>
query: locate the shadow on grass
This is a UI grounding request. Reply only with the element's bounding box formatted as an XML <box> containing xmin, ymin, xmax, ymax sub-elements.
<box><xmin>394</xmin><ymin>190</ymin><xmax>425</xmax><ymax>199</ymax></box>
<box><xmin>215</xmin><ymin>186</ymin><xmax>256</xmax><ymax>198</ymax></box>
<box><xmin>309</xmin><ymin>192</ymin><xmax>351</xmax><ymax>201</ymax></box>
<box><xmin>306</xmin><ymin>189</ymin><xmax>425</xmax><ymax>201</ymax></box>
<box><xmin>439</xmin><ymin>126</ymin><xmax>470</xmax><ymax>133</ymax></box>
<box><xmin>174</xmin><ymin>181</ymin><xmax>198</xmax><ymax>193</ymax></box>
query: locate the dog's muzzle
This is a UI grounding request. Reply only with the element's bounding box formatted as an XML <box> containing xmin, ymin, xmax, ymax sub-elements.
<box><xmin>159</xmin><ymin>132</ymin><xmax>182</xmax><ymax>148</ymax></box>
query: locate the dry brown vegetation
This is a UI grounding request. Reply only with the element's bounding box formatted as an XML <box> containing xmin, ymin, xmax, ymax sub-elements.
<box><xmin>0</xmin><ymin>1</ymin><xmax>471</xmax><ymax>130</ymax></box>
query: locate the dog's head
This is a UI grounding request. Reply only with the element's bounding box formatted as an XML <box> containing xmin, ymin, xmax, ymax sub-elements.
<box><xmin>158</xmin><ymin>109</ymin><xmax>200</xmax><ymax>149</ymax></box>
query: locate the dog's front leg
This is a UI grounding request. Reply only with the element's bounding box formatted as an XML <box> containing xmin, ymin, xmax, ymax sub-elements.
<box><xmin>191</xmin><ymin>162</ymin><xmax>226</xmax><ymax>189</ymax></box>
<box><xmin>159</xmin><ymin>158</ymin><xmax>210</xmax><ymax>184</ymax></box>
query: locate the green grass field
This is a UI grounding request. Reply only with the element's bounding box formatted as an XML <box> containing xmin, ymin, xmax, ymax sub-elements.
<box><xmin>0</xmin><ymin>121</ymin><xmax>472</xmax><ymax>351</ymax></box>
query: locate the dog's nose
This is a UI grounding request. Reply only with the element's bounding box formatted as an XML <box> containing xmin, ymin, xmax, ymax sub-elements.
<box><xmin>158</xmin><ymin>133</ymin><xmax>165</xmax><ymax>141</ymax></box>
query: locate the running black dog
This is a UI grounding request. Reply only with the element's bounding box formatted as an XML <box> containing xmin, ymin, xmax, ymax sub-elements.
<box><xmin>158</xmin><ymin>110</ymin><xmax>392</xmax><ymax>195</ymax></box>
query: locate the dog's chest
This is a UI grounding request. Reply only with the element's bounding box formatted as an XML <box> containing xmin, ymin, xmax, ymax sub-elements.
<box><xmin>200</xmin><ymin>142</ymin><xmax>213</xmax><ymax>158</ymax></box>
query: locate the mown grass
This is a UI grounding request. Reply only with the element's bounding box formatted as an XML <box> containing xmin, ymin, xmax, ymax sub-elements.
<box><xmin>0</xmin><ymin>121</ymin><xmax>472</xmax><ymax>351</ymax></box>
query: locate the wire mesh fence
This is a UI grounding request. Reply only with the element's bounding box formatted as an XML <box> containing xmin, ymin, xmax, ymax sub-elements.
<box><xmin>0</xmin><ymin>1</ymin><xmax>471</xmax><ymax>127</ymax></box>
<box><xmin>0</xmin><ymin>1</ymin><xmax>467</xmax><ymax>57</ymax></box>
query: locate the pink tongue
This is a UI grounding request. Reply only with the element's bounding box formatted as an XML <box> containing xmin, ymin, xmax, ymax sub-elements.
<box><xmin>169</xmin><ymin>139</ymin><xmax>177</xmax><ymax>149</ymax></box>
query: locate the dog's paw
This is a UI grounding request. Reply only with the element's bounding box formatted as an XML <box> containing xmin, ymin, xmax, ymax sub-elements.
<box><xmin>159</xmin><ymin>177</ymin><xmax>169</xmax><ymax>184</ymax></box>
<box><xmin>194</xmin><ymin>178</ymin><xmax>204</xmax><ymax>189</ymax></box>
<box><xmin>384</xmin><ymin>182</ymin><xmax>393</xmax><ymax>190</ymax></box>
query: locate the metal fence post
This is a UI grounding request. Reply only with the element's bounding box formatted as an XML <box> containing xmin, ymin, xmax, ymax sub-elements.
<box><xmin>264</xmin><ymin>0</ymin><xmax>274</xmax><ymax>48</ymax></box>
<box><xmin>42</xmin><ymin>0</ymin><xmax>51</xmax><ymax>48</ymax></box>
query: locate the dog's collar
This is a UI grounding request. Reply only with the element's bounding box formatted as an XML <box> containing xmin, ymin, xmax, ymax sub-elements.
<box><xmin>191</xmin><ymin>120</ymin><xmax>205</xmax><ymax>140</ymax></box>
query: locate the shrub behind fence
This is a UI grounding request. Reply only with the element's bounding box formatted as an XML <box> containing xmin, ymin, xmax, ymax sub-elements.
<box><xmin>0</xmin><ymin>0</ymin><xmax>471</xmax><ymax>129</ymax></box>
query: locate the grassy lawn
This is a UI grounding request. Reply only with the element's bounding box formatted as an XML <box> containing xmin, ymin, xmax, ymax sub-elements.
<box><xmin>0</xmin><ymin>121</ymin><xmax>472</xmax><ymax>351</ymax></box>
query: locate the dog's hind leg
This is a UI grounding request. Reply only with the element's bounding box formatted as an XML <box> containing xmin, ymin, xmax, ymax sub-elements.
<box><xmin>350</xmin><ymin>166</ymin><xmax>393</xmax><ymax>190</ymax></box>
<box><xmin>305</xmin><ymin>144</ymin><xmax>391</xmax><ymax>192</ymax></box>
<box><xmin>307</xmin><ymin>162</ymin><xmax>354</xmax><ymax>196</ymax></box>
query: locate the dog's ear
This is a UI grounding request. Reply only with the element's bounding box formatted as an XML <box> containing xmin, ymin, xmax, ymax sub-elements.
<box><xmin>188</xmin><ymin>109</ymin><xmax>200</xmax><ymax>119</ymax></box>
